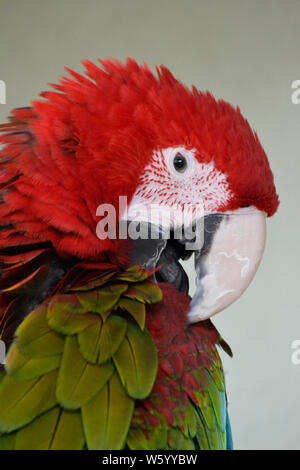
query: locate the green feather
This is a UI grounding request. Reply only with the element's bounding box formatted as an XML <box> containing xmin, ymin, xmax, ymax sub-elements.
<box><xmin>196</xmin><ymin>399</ymin><xmax>221</xmax><ymax>450</ymax></box>
<box><xmin>15</xmin><ymin>407</ymin><xmax>85</xmax><ymax>450</ymax></box>
<box><xmin>47</xmin><ymin>294</ymin><xmax>97</xmax><ymax>335</ymax></box>
<box><xmin>206</xmin><ymin>372</ymin><xmax>222</xmax><ymax>424</ymax></box>
<box><xmin>77</xmin><ymin>284</ymin><xmax>128</xmax><ymax>317</ymax></box>
<box><xmin>125</xmin><ymin>280</ymin><xmax>163</xmax><ymax>304</ymax></box>
<box><xmin>56</xmin><ymin>335</ymin><xmax>114</xmax><ymax>409</ymax></box>
<box><xmin>206</xmin><ymin>371</ymin><xmax>226</xmax><ymax>447</ymax></box>
<box><xmin>127</xmin><ymin>425</ymin><xmax>168</xmax><ymax>450</ymax></box>
<box><xmin>16</xmin><ymin>306</ymin><xmax>64</xmax><ymax>358</ymax></box>
<box><xmin>0</xmin><ymin>369</ymin><xmax>58</xmax><ymax>433</ymax></box>
<box><xmin>113</xmin><ymin>322</ymin><xmax>158</xmax><ymax>399</ymax></box>
<box><xmin>194</xmin><ymin>412</ymin><xmax>210</xmax><ymax>450</ymax></box>
<box><xmin>168</xmin><ymin>428</ymin><xmax>194</xmax><ymax>450</ymax></box>
<box><xmin>48</xmin><ymin>409</ymin><xmax>85</xmax><ymax>450</ymax></box>
<box><xmin>187</xmin><ymin>368</ymin><xmax>226</xmax><ymax>449</ymax></box>
<box><xmin>183</xmin><ymin>401</ymin><xmax>198</xmax><ymax>439</ymax></box>
<box><xmin>208</xmin><ymin>360</ymin><xmax>225</xmax><ymax>391</ymax></box>
<box><xmin>189</xmin><ymin>369</ymin><xmax>226</xmax><ymax>449</ymax></box>
<box><xmin>118</xmin><ymin>298</ymin><xmax>146</xmax><ymax>329</ymax></box>
<box><xmin>96</xmin><ymin>315</ymin><xmax>127</xmax><ymax>364</ymax></box>
<box><xmin>82</xmin><ymin>372</ymin><xmax>134</xmax><ymax>450</ymax></box>
<box><xmin>126</xmin><ymin>428</ymin><xmax>149</xmax><ymax>450</ymax></box>
<box><xmin>116</xmin><ymin>265</ymin><xmax>148</xmax><ymax>282</ymax></box>
<box><xmin>0</xmin><ymin>265</ymin><xmax>187</xmax><ymax>450</ymax></box>
<box><xmin>0</xmin><ymin>432</ymin><xmax>16</xmax><ymax>450</ymax></box>
<box><xmin>78</xmin><ymin>314</ymin><xmax>127</xmax><ymax>364</ymax></box>
<box><xmin>5</xmin><ymin>341</ymin><xmax>60</xmax><ymax>380</ymax></box>
<box><xmin>15</xmin><ymin>407</ymin><xmax>60</xmax><ymax>450</ymax></box>
<box><xmin>77</xmin><ymin>318</ymin><xmax>102</xmax><ymax>364</ymax></box>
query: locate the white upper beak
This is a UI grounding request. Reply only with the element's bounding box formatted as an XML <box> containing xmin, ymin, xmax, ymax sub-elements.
<box><xmin>188</xmin><ymin>206</ymin><xmax>267</xmax><ymax>323</ymax></box>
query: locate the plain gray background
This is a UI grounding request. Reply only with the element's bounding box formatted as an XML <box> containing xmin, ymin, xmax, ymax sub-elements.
<box><xmin>0</xmin><ymin>0</ymin><xmax>299</xmax><ymax>450</ymax></box>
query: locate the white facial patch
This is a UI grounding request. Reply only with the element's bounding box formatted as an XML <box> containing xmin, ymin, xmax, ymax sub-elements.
<box><xmin>124</xmin><ymin>147</ymin><xmax>233</xmax><ymax>229</ymax></box>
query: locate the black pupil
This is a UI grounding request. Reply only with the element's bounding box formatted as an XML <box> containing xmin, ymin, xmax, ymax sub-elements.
<box><xmin>173</xmin><ymin>153</ymin><xmax>187</xmax><ymax>172</ymax></box>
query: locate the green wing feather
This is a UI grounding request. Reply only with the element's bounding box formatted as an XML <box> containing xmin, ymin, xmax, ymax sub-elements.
<box><xmin>82</xmin><ymin>372</ymin><xmax>134</xmax><ymax>450</ymax></box>
<box><xmin>0</xmin><ymin>265</ymin><xmax>161</xmax><ymax>450</ymax></box>
<box><xmin>191</xmin><ymin>367</ymin><xmax>228</xmax><ymax>449</ymax></box>
<box><xmin>14</xmin><ymin>407</ymin><xmax>85</xmax><ymax>450</ymax></box>
<box><xmin>126</xmin><ymin>321</ymin><xmax>231</xmax><ymax>451</ymax></box>
<box><xmin>0</xmin><ymin>262</ymin><xmax>231</xmax><ymax>450</ymax></box>
<box><xmin>113</xmin><ymin>323</ymin><xmax>158</xmax><ymax>400</ymax></box>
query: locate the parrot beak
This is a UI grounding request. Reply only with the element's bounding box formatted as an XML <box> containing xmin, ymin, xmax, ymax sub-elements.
<box><xmin>122</xmin><ymin>205</ymin><xmax>266</xmax><ymax>322</ymax></box>
<box><xmin>187</xmin><ymin>206</ymin><xmax>266</xmax><ymax>323</ymax></box>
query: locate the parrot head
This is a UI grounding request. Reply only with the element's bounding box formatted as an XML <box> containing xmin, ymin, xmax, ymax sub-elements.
<box><xmin>0</xmin><ymin>58</ymin><xmax>279</xmax><ymax>323</ymax></box>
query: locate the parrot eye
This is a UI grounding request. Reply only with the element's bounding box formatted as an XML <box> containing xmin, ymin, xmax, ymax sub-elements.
<box><xmin>173</xmin><ymin>153</ymin><xmax>187</xmax><ymax>173</ymax></box>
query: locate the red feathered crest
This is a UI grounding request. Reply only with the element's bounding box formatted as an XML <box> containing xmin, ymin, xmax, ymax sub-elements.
<box><xmin>0</xmin><ymin>58</ymin><xmax>279</xmax><ymax>259</ymax></box>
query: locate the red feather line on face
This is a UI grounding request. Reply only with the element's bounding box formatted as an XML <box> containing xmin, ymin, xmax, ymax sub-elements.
<box><xmin>0</xmin><ymin>58</ymin><xmax>279</xmax><ymax>260</ymax></box>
